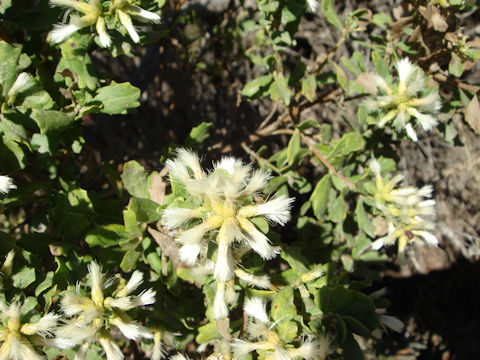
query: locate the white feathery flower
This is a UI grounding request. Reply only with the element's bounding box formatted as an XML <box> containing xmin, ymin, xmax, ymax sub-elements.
<box><xmin>291</xmin><ymin>339</ymin><xmax>321</xmax><ymax>360</ymax></box>
<box><xmin>132</xmin><ymin>288</ymin><xmax>156</xmax><ymax>307</ymax></box>
<box><xmin>162</xmin><ymin>208</ymin><xmax>198</xmax><ymax>230</ymax></box>
<box><xmin>104</xmin><ymin>296</ymin><xmax>134</xmax><ymax>310</ymax></box>
<box><xmin>99</xmin><ymin>336</ymin><xmax>124</xmax><ymax>360</ymax></box>
<box><xmin>96</xmin><ymin>17</ymin><xmax>112</xmax><ymax>47</ymax></box>
<box><xmin>306</xmin><ymin>0</ymin><xmax>318</xmax><ymax>12</ymax></box>
<box><xmin>274</xmin><ymin>346</ymin><xmax>293</xmax><ymax>360</ymax></box>
<box><xmin>6</xmin><ymin>72</ymin><xmax>36</xmax><ymax>104</ymax></box>
<box><xmin>244</xmin><ymin>298</ymin><xmax>270</xmax><ymax>324</ymax></box>
<box><xmin>365</xmin><ymin>58</ymin><xmax>442</xmax><ymax>141</ymax></box>
<box><xmin>20</xmin><ymin>313</ymin><xmax>59</xmax><ymax>336</ymax></box>
<box><xmin>231</xmin><ymin>339</ymin><xmax>258</xmax><ymax>356</ymax></box>
<box><xmin>49</xmin><ymin>22</ymin><xmax>82</xmax><ymax>43</ymax></box>
<box><xmin>111</xmin><ymin>316</ymin><xmax>153</xmax><ymax>340</ymax></box>
<box><xmin>163</xmin><ymin>149</ymin><xmax>293</xmax><ymax>318</ymax></box>
<box><xmin>0</xmin><ymin>300</ymin><xmax>58</xmax><ymax>360</ymax></box>
<box><xmin>122</xmin><ymin>270</ymin><xmax>144</xmax><ymax>295</ymax></box>
<box><xmin>170</xmin><ymin>354</ymin><xmax>190</xmax><ymax>360</ymax></box>
<box><xmin>214</xmin><ymin>240</ymin><xmax>234</xmax><ymax>282</ymax></box>
<box><xmin>150</xmin><ymin>330</ymin><xmax>165</xmax><ymax>360</ymax></box>
<box><xmin>179</xmin><ymin>243</ymin><xmax>202</xmax><ymax>265</ymax></box>
<box><xmin>123</xmin><ymin>3</ymin><xmax>161</xmax><ymax>23</ymax></box>
<box><xmin>235</xmin><ymin>269</ymin><xmax>271</xmax><ymax>289</ymax></box>
<box><xmin>238</xmin><ymin>218</ymin><xmax>280</xmax><ymax>260</ymax></box>
<box><xmin>255</xmin><ymin>196</ymin><xmax>294</xmax><ymax>225</ymax></box>
<box><xmin>117</xmin><ymin>9</ymin><xmax>140</xmax><ymax>43</ymax></box>
<box><xmin>0</xmin><ymin>175</ymin><xmax>16</xmax><ymax>194</ymax></box>
<box><xmin>56</xmin><ymin>261</ymin><xmax>156</xmax><ymax>356</ymax></box>
<box><xmin>213</xmin><ymin>283</ymin><xmax>228</xmax><ymax>320</ymax></box>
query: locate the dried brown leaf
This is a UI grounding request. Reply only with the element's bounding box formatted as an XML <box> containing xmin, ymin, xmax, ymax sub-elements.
<box><xmin>465</xmin><ymin>95</ymin><xmax>480</xmax><ymax>135</ymax></box>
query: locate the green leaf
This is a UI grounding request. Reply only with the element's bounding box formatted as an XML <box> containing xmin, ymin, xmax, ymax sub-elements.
<box><xmin>355</xmin><ymin>198</ymin><xmax>375</xmax><ymax>237</ymax></box>
<box><xmin>264</xmin><ymin>175</ymin><xmax>288</xmax><ymax>194</ymax></box>
<box><xmin>281</xmin><ymin>247</ymin><xmax>309</xmax><ymax>275</ymax></box>
<box><xmin>318</xmin><ymin>285</ymin><xmax>378</xmax><ymax>333</ymax></box>
<box><xmin>310</xmin><ymin>174</ymin><xmax>331</xmax><ymax>219</ymax></box>
<box><xmin>333</xmin><ymin>63</ymin><xmax>348</xmax><ymax>89</ymax></box>
<box><xmin>271</xmin><ymin>287</ymin><xmax>297</xmax><ymax>321</ymax></box>
<box><xmin>121</xmin><ymin>161</ymin><xmax>151</xmax><ymax>198</ymax></box>
<box><xmin>120</xmin><ymin>249</ymin><xmax>141</xmax><ymax>272</ymax></box>
<box><xmin>146</xmin><ymin>252</ymin><xmax>163</xmax><ymax>274</ymax></box>
<box><xmin>321</xmin><ymin>0</ymin><xmax>343</xmax><ymax>29</ymax></box>
<box><xmin>12</xmin><ymin>267</ymin><xmax>36</xmax><ymax>289</ymax></box>
<box><xmin>328</xmin><ymin>132</ymin><xmax>365</xmax><ymax>159</ymax></box>
<box><xmin>0</xmin><ymin>41</ymin><xmax>22</xmax><ymax>97</ymax></box>
<box><xmin>269</xmin><ymin>72</ymin><xmax>292</xmax><ymax>105</ymax></box>
<box><xmin>93</xmin><ymin>81</ymin><xmax>141</xmax><ymax>115</ymax></box>
<box><xmin>296</xmin><ymin>119</ymin><xmax>320</xmax><ymax>131</ymax></box>
<box><xmin>277</xmin><ymin>319</ymin><xmax>298</xmax><ymax>343</ymax></box>
<box><xmin>128</xmin><ymin>197</ymin><xmax>162</xmax><ymax>223</ymax></box>
<box><xmin>85</xmin><ymin>224</ymin><xmax>128</xmax><ymax>248</ymax></box>
<box><xmin>241</xmin><ymin>74</ymin><xmax>273</xmax><ymax>98</ymax></box>
<box><xmin>285</xmin><ymin>128</ymin><xmax>301</xmax><ymax>166</ymax></box>
<box><xmin>301</xmin><ymin>75</ymin><xmax>317</xmax><ymax>102</ymax></box>
<box><xmin>57</xmin><ymin>37</ymin><xmax>98</xmax><ymax>90</ymax></box>
<box><xmin>31</xmin><ymin>109</ymin><xmax>76</xmax><ymax>136</ymax></box>
<box><xmin>250</xmin><ymin>216</ymin><xmax>269</xmax><ymax>234</ymax></box>
<box><xmin>185</xmin><ymin>122</ymin><xmax>213</xmax><ymax>147</ymax></box>
<box><xmin>371</xmin><ymin>52</ymin><xmax>390</xmax><ymax>80</ymax></box>
<box><xmin>35</xmin><ymin>271</ymin><xmax>54</xmax><ymax>296</ymax></box>
<box><xmin>327</xmin><ymin>195</ymin><xmax>346</xmax><ymax>223</ymax></box>
<box><xmin>196</xmin><ymin>322</ymin><xmax>222</xmax><ymax>344</ymax></box>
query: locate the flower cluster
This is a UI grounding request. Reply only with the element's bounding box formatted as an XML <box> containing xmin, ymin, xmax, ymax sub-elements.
<box><xmin>232</xmin><ymin>298</ymin><xmax>331</xmax><ymax>360</ymax></box>
<box><xmin>364</xmin><ymin>58</ymin><xmax>442</xmax><ymax>142</ymax></box>
<box><xmin>368</xmin><ymin>159</ymin><xmax>438</xmax><ymax>253</ymax></box>
<box><xmin>0</xmin><ymin>299</ymin><xmax>58</xmax><ymax>360</ymax></box>
<box><xmin>49</xmin><ymin>0</ymin><xmax>160</xmax><ymax>47</ymax></box>
<box><xmin>54</xmin><ymin>261</ymin><xmax>157</xmax><ymax>360</ymax></box>
<box><xmin>162</xmin><ymin>149</ymin><xmax>293</xmax><ymax>319</ymax></box>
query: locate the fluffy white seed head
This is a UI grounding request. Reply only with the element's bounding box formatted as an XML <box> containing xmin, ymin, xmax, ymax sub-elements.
<box><xmin>239</xmin><ymin>219</ymin><xmax>280</xmax><ymax>260</ymax></box>
<box><xmin>396</xmin><ymin>58</ymin><xmax>415</xmax><ymax>87</ymax></box>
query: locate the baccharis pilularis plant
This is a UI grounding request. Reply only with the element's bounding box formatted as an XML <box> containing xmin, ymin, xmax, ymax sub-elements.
<box><xmin>364</xmin><ymin>58</ymin><xmax>442</xmax><ymax>142</ymax></box>
<box><xmin>232</xmin><ymin>298</ymin><xmax>332</xmax><ymax>360</ymax></box>
<box><xmin>0</xmin><ymin>298</ymin><xmax>58</xmax><ymax>360</ymax></box>
<box><xmin>367</xmin><ymin>159</ymin><xmax>438</xmax><ymax>254</ymax></box>
<box><xmin>48</xmin><ymin>0</ymin><xmax>161</xmax><ymax>47</ymax></box>
<box><xmin>161</xmin><ymin>149</ymin><xmax>293</xmax><ymax>319</ymax></box>
<box><xmin>54</xmin><ymin>261</ymin><xmax>158</xmax><ymax>360</ymax></box>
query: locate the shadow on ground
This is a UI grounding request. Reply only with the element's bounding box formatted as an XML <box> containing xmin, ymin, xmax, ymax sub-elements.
<box><xmin>376</xmin><ymin>258</ymin><xmax>480</xmax><ymax>359</ymax></box>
